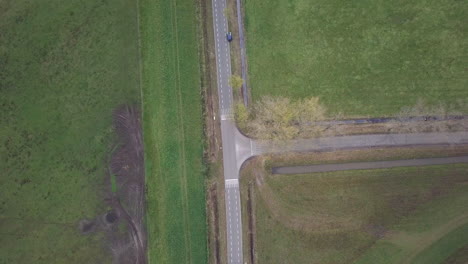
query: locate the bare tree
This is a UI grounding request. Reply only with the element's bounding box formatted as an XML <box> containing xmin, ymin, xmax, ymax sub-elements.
<box><xmin>240</xmin><ymin>96</ymin><xmax>327</xmax><ymax>141</ymax></box>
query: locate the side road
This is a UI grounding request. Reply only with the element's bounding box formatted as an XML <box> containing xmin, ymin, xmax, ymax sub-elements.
<box><xmin>251</xmin><ymin>131</ymin><xmax>468</xmax><ymax>156</ymax></box>
<box><xmin>272</xmin><ymin>156</ymin><xmax>468</xmax><ymax>174</ymax></box>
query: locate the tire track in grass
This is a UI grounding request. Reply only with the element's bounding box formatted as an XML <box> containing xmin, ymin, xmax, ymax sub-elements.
<box><xmin>170</xmin><ymin>0</ymin><xmax>193</xmax><ymax>262</ymax></box>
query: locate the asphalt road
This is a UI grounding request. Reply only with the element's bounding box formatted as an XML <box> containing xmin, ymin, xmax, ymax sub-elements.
<box><xmin>211</xmin><ymin>0</ymin><xmax>244</xmax><ymax>262</ymax></box>
<box><xmin>257</xmin><ymin>132</ymin><xmax>468</xmax><ymax>154</ymax></box>
<box><xmin>273</xmin><ymin>156</ymin><xmax>468</xmax><ymax>174</ymax></box>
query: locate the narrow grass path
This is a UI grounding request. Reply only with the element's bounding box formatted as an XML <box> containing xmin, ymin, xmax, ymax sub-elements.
<box><xmin>139</xmin><ymin>0</ymin><xmax>207</xmax><ymax>263</ymax></box>
<box><xmin>170</xmin><ymin>0</ymin><xmax>193</xmax><ymax>261</ymax></box>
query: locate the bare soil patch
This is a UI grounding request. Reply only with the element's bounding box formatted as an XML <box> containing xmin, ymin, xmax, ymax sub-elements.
<box><xmin>108</xmin><ymin>104</ymin><xmax>146</xmax><ymax>264</ymax></box>
<box><xmin>79</xmin><ymin>105</ymin><xmax>146</xmax><ymax>264</ymax></box>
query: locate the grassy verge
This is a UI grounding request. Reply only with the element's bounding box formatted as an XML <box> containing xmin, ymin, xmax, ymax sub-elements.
<box><xmin>240</xmin><ymin>162</ymin><xmax>468</xmax><ymax>264</ymax></box>
<box><xmin>138</xmin><ymin>0</ymin><xmax>208</xmax><ymax>263</ymax></box>
<box><xmin>244</xmin><ymin>0</ymin><xmax>468</xmax><ymax>116</ymax></box>
<box><xmin>0</xmin><ymin>0</ymin><xmax>140</xmax><ymax>263</ymax></box>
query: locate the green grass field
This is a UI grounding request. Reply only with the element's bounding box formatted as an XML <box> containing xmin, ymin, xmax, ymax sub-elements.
<box><xmin>0</xmin><ymin>0</ymin><xmax>140</xmax><ymax>263</ymax></box>
<box><xmin>244</xmin><ymin>0</ymin><xmax>468</xmax><ymax>116</ymax></box>
<box><xmin>247</xmin><ymin>164</ymin><xmax>468</xmax><ymax>264</ymax></box>
<box><xmin>139</xmin><ymin>0</ymin><xmax>208</xmax><ymax>263</ymax></box>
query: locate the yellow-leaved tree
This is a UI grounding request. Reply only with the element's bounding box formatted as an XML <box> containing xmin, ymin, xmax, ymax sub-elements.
<box><xmin>241</xmin><ymin>96</ymin><xmax>326</xmax><ymax>141</ymax></box>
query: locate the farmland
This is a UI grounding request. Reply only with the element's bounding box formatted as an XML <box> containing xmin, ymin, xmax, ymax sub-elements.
<box><xmin>0</xmin><ymin>0</ymin><xmax>141</xmax><ymax>263</ymax></box>
<box><xmin>138</xmin><ymin>0</ymin><xmax>208</xmax><ymax>263</ymax></box>
<box><xmin>244</xmin><ymin>0</ymin><xmax>468</xmax><ymax>116</ymax></box>
<box><xmin>241</xmin><ymin>160</ymin><xmax>468</xmax><ymax>264</ymax></box>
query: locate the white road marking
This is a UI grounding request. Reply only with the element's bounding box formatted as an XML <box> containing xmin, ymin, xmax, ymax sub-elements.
<box><xmin>250</xmin><ymin>139</ymin><xmax>254</xmax><ymax>155</ymax></box>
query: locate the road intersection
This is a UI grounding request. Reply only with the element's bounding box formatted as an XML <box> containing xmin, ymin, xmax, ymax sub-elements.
<box><xmin>209</xmin><ymin>0</ymin><xmax>468</xmax><ymax>263</ymax></box>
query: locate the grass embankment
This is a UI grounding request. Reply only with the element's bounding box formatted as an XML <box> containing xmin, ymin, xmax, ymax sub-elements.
<box><xmin>244</xmin><ymin>0</ymin><xmax>468</xmax><ymax>116</ymax></box>
<box><xmin>139</xmin><ymin>0</ymin><xmax>207</xmax><ymax>263</ymax></box>
<box><xmin>245</xmin><ymin>164</ymin><xmax>468</xmax><ymax>264</ymax></box>
<box><xmin>0</xmin><ymin>0</ymin><xmax>140</xmax><ymax>263</ymax></box>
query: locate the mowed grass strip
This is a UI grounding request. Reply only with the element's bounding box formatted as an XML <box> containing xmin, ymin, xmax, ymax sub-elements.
<box><xmin>0</xmin><ymin>0</ymin><xmax>140</xmax><ymax>263</ymax></box>
<box><xmin>251</xmin><ymin>164</ymin><xmax>468</xmax><ymax>264</ymax></box>
<box><xmin>410</xmin><ymin>224</ymin><xmax>468</xmax><ymax>264</ymax></box>
<box><xmin>244</xmin><ymin>0</ymin><xmax>468</xmax><ymax>116</ymax></box>
<box><xmin>139</xmin><ymin>0</ymin><xmax>207</xmax><ymax>263</ymax></box>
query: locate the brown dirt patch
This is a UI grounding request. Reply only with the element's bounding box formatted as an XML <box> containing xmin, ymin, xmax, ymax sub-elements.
<box><xmin>78</xmin><ymin>219</ymin><xmax>96</xmax><ymax>234</ymax></box>
<box><xmin>108</xmin><ymin>104</ymin><xmax>146</xmax><ymax>264</ymax></box>
<box><xmin>79</xmin><ymin>105</ymin><xmax>146</xmax><ymax>263</ymax></box>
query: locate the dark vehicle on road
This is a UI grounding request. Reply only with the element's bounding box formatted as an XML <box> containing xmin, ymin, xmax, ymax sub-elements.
<box><xmin>226</xmin><ymin>32</ymin><xmax>233</xmax><ymax>42</ymax></box>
